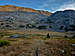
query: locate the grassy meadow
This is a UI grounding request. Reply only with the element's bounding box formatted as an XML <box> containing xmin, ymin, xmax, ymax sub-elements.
<box><xmin>0</xmin><ymin>30</ymin><xmax>75</xmax><ymax>56</ymax></box>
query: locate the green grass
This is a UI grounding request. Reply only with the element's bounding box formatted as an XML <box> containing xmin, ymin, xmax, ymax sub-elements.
<box><xmin>0</xmin><ymin>40</ymin><xmax>10</xmax><ymax>47</ymax></box>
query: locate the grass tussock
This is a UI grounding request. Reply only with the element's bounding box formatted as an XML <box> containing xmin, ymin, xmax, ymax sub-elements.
<box><xmin>0</xmin><ymin>40</ymin><xmax>10</xmax><ymax>47</ymax></box>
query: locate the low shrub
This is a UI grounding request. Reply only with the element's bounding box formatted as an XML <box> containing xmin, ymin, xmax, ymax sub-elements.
<box><xmin>72</xmin><ymin>35</ymin><xmax>75</xmax><ymax>39</ymax></box>
<box><xmin>0</xmin><ymin>40</ymin><xmax>10</xmax><ymax>47</ymax></box>
<box><xmin>64</xmin><ymin>35</ymin><xmax>68</xmax><ymax>38</ymax></box>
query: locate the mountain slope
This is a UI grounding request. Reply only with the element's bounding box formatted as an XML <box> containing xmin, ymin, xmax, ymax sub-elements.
<box><xmin>0</xmin><ymin>5</ymin><xmax>52</xmax><ymax>30</ymax></box>
<box><xmin>0</xmin><ymin>11</ymin><xmax>49</xmax><ymax>30</ymax></box>
<box><xmin>0</xmin><ymin>5</ymin><xmax>75</xmax><ymax>32</ymax></box>
<box><xmin>44</xmin><ymin>10</ymin><xmax>75</xmax><ymax>32</ymax></box>
<box><xmin>0</xmin><ymin>5</ymin><xmax>51</xmax><ymax>16</ymax></box>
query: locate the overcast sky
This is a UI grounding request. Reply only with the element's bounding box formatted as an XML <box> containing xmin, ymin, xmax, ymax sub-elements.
<box><xmin>0</xmin><ymin>0</ymin><xmax>75</xmax><ymax>12</ymax></box>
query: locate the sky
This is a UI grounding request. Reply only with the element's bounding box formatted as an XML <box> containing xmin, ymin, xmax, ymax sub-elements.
<box><xmin>0</xmin><ymin>0</ymin><xmax>75</xmax><ymax>12</ymax></box>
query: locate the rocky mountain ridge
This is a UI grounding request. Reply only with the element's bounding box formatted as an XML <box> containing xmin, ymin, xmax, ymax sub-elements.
<box><xmin>0</xmin><ymin>5</ymin><xmax>51</xmax><ymax>16</ymax></box>
<box><xmin>43</xmin><ymin>10</ymin><xmax>75</xmax><ymax>32</ymax></box>
<box><xmin>0</xmin><ymin>5</ymin><xmax>75</xmax><ymax>32</ymax></box>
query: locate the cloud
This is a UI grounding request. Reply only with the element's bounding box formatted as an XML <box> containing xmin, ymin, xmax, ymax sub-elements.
<box><xmin>54</xmin><ymin>1</ymin><xmax>75</xmax><ymax>12</ymax></box>
<box><xmin>0</xmin><ymin>0</ymin><xmax>75</xmax><ymax>13</ymax></box>
<box><xmin>39</xmin><ymin>0</ymin><xmax>59</xmax><ymax>12</ymax></box>
<box><xmin>39</xmin><ymin>0</ymin><xmax>57</xmax><ymax>8</ymax></box>
<box><xmin>39</xmin><ymin>0</ymin><xmax>75</xmax><ymax>12</ymax></box>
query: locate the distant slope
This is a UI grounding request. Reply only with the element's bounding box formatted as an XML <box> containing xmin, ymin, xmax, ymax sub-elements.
<box><xmin>0</xmin><ymin>11</ymin><xmax>48</xmax><ymax>30</ymax></box>
<box><xmin>0</xmin><ymin>5</ymin><xmax>75</xmax><ymax>32</ymax></box>
<box><xmin>44</xmin><ymin>10</ymin><xmax>75</xmax><ymax>32</ymax></box>
<box><xmin>0</xmin><ymin>5</ymin><xmax>51</xmax><ymax>16</ymax></box>
<box><xmin>0</xmin><ymin>5</ymin><xmax>52</xmax><ymax>30</ymax></box>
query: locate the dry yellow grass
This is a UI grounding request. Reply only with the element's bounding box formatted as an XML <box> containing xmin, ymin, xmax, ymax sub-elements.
<box><xmin>0</xmin><ymin>30</ymin><xmax>75</xmax><ymax>56</ymax></box>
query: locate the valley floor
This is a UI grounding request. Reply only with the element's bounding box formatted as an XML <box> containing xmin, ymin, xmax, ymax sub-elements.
<box><xmin>0</xmin><ymin>30</ymin><xmax>75</xmax><ymax>56</ymax></box>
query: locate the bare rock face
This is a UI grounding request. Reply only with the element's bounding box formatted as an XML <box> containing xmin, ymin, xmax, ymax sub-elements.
<box><xmin>0</xmin><ymin>5</ymin><xmax>51</xmax><ymax>16</ymax></box>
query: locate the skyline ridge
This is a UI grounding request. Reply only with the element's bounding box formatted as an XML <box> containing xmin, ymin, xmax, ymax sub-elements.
<box><xmin>0</xmin><ymin>0</ymin><xmax>75</xmax><ymax>12</ymax></box>
<box><xmin>0</xmin><ymin>4</ymin><xmax>75</xmax><ymax>13</ymax></box>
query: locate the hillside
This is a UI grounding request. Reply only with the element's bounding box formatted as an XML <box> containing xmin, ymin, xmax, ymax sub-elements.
<box><xmin>0</xmin><ymin>11</ymin><xmax>49</xmax><ymax>30</ymax></box>
<box><xmin>43</xmin><ymin>10</ymin><xmax>75</xmax><ymax>32</ymax></box>
<box><xmin>0</xmin><ymin>5</ymin><xmax>75</xmax><ymax>32</ymax></box>
<box><xmin>0</xmin><ymin>5</ymin><xmax>51</xmax><ymax>16</ymax></box>
<box><xmin>0</xmin><ymin>5</ymin><xmax>52</xmax><ymax>30</ymax></box>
